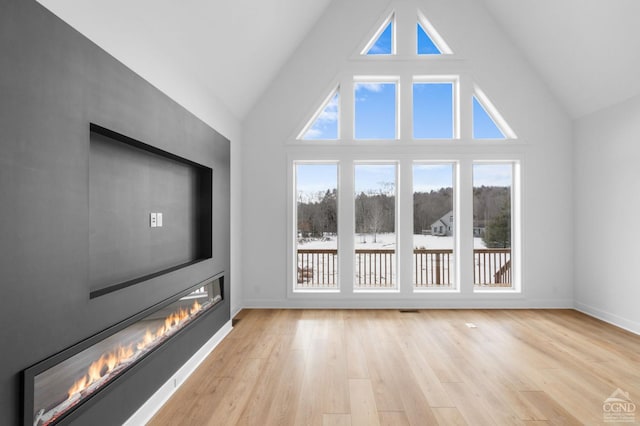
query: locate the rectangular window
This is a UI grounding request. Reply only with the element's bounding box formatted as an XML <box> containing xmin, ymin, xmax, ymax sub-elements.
<box><xmin>413</xmin><ymin>81</ymin><xmax>454</xmax><ymax>139</ymax></box>
<box><xmin>354</xmin><ymin>163</ymin><xmax>397</xmax><ymax>289</ymax></box>
<box><xmin>295</xmin><ymin>163</ymin><xmax>338</xmax><ymax>290</ymax></box>
<box><xmin>473</xmin><ymin>163</ymin><xmax>513</xmax><ymax>288</ymax></box>
<box><xmin>354</xmin><ymin>81</ymin><xmax>397</xmax><ymax>139</ymax></box>
<box><xmin>413</xmin><ymin>164</ymin><xmax>455</xmax><ymax>289</ymax></box>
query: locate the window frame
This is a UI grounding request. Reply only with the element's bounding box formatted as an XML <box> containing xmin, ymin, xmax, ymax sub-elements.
<box><xmin>286</xmin><ymin>156</ymin><xmax>523</xmax><ymax>299</ymax></box>
<box><xmin>361</xmin><ymin>12</ymin><xmax>397</xmax><ymax>56</ymax></box>
<box><xmin>471</xmin><ymin>160</ymin><xmax>521</xmax><ymax>293</ymax></box>
<box><xmin>285</xmin><ymin>2</ymin><xmax>524</xmax><ymax>301</ymax></box>
<box><xmin>290</xmin><ymin>160</ymin><xmax>341</xmax><ymax>294</ymax></box>
<box><xmin>411</xmin><ymin>161</ymin><xmax>460</xmax><ymax>292</ymax></box>
<box><xmin>353</xmin><ymin>161</ymin><xmax>400</xmax><ymax>292</ymax></box>
<box><xmin>297</xmin><ymin>86</ymin><xmax>341</xmax><ymax>141</ymax></box>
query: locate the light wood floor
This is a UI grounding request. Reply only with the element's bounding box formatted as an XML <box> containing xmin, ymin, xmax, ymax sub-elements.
<box><xmin>149</xmin><ymin>309</ymin><xmax>640</xmax><ymax>425</ymax></box>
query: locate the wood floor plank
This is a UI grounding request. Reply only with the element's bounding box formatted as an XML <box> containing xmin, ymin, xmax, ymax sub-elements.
<box><xmin>531</xmin><ymin>367</ymin><xmax>610</xmax><ymax>424</ymax></box>
<box><xmin>377</xmin><ymin>411</ymin><xmax>410</xmax><ymax>426</ymax></box>
<box><xmin>322</xmin><ymin>413</ymin><xmax>351</xmax><ymax>426</ymax></box>
<box><xmin>149</xmin><ymin>309</ymin><xmax>640</xmax><ymax>426</ymax></box>
<box><xmin>324</xmin><ymin>327</ymin><xmax>350</xmax><ymax>414</ymax></box>
<box><xmin>518</xmin><ymin>390</ymin><xmax>582</xmax><ymax>425</ymax></box>
<box><xmin>236</xmin><ymin>335</ymin><xmax>297</xmax><ymax>425</ymax></box>
<box><xmin>441</xmin><ymin>381</ymin><xmax>507</xmax><ymax>426</ymax></box>
<box><xmin>348</xmin><ymin>379</ymin><xmax>380</xmax><ymax>426</ymax></box>
<box><xmin>395</xmin><ymin>335</ymin><xmax>455</xmax><ymax>407</ymax></box>
<box><xmin>293</xmin><ymin>337</ymin><xmax>328</xmax><ymax>426</ymax></box>
<box><xmin>431</xmin><ymin>407</ymin><xmax>468</xmax><ymax>425</ymax></box>
<box><xmin>203</xmin><ymin>357</ymin><xmax>267</xmax><ymax>425</ymax></box>
<box><xmin>359</xmin><ymin>316</ymin><xmax>406</xmax><ymax>412</ymax></box>
<box><xmin>344</xmin><ymin>311</ymin><xmax>370</xmax><ymax>380</ymax></box>
<box><xmin>262</xmin><ymin>349</ymin><xmax>306</xmax><ymax>426</ymax></box>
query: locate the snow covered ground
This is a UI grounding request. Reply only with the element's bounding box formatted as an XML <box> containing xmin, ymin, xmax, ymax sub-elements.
<box><xmin>297</xmin><ymin>233</ymin><xmax>487</xmax><ymax>250</ymax></box>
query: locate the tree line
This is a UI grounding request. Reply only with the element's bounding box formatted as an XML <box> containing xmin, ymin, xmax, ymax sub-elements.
<box><xmin>297</xmin><ymin>185</ymin><xmax>510</xmax><ymax>247</ymax></box>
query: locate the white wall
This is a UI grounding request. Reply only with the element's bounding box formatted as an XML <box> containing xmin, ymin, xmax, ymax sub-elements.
<box><xmin>574</xmin><ymin>94</ymin><xmax>640</xmax><ymax>334</ymax></box>
<box><xmin>241</xmin><ymin>0</ymin><xmax>573</xmax><ymax>308</ymax></box>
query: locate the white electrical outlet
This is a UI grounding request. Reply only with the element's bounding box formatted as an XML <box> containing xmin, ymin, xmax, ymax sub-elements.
<box><xmin>150</xmin><ymin>213</ymin><xmax>157</xmax><ymax>227</ymax></box>
<box><xmin>157</xmin><ymin>212</ymin><xmax>163</xmax><ymax>227</ymax></box>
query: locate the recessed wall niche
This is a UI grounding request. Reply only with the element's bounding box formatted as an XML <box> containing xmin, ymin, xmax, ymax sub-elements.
<box><xmin>89</xmin><ymin>124</ymin><xmax>213</xmax><ymax>298</ymax></box>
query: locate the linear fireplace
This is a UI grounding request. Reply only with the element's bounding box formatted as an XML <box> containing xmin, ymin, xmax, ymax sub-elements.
<box><xmin>23</xmin><ymin>275</ymin><xmax>223</xmax><ymax>426</ymax></box>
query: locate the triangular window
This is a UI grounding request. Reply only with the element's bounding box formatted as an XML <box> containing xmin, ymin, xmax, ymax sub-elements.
<box><xmin>363</xmin><ymin>14</ymin><xmax>394</xmax><ymax>55</ymax></box>
<box><xmin>473</xmin><ymin>97</ymin><xmax>503</xmax><ymax>139</ymax></box>
<box><xmin>299</xmin><ymin>88</ymin><xmax>340</xmax><ymax>140</ymax></box>
<box><xmin>472</xmin><ymin>87</ymin><xmax>516</xmax><ymax>139</ymax></box>
<box><xmin>417</xmin><ymin>23</ymin><xmax>441</xmax><ymax>55</ymax></box>
<box><xmin>417</xmin><ymin>12</ymin><xmax>452</xmax><ymax>55</ymax></box>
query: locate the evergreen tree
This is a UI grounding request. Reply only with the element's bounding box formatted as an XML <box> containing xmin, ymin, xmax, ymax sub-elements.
<box><xmin>482</xmin><ymin>199</ymin><xmax>511</xmax><ymax>248</ymax></box>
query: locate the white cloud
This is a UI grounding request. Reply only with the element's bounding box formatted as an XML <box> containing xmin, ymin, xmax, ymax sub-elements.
<box><xmin>355</xmin><ymin>82</ymin><xmax>385</xmax><ymax>93</ymax></box>
<box><xmin>302</xmin><ymin>93</ymin><xmax>338</xmax><ymax>139</ymax></box>
<box><xmin>316</xmin><ymin>96</ymin><xmax>338</xmax><ymax>123</ymax></box>
<box><xmin>303</xmin><ymin>128</ymin><xmax>323</xmax><ymax>138</ymax></box>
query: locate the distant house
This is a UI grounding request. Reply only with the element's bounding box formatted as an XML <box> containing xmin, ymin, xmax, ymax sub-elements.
<box><xmin>430</xmin><ymin>210</ymin><xmax>454</xmax><ymax>236</ymax></box>
<box><xmin>429</xmin><ymin>211</ymin><xmax>485</xmax><ymax>237</ymax></box>
<box><xmin>473</xmin><ymin>226</ymin><xmax>485</xmax><ymax>237</ymax></box>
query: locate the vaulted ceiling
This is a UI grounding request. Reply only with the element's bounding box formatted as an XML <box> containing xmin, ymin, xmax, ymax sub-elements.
<box><xmin>35</xmin><ymin>0</ymin><xmax>334</xmax><ymax>121</ymax></box>
<box><xmin>36</xmin><ymin>0</ymin><xmax>640</xmax><ymax>120</ymax></box>
<box><xmin>479</xmin><ymin>0</ymin><xmax>640</xmax><ymax>118</ymax></box>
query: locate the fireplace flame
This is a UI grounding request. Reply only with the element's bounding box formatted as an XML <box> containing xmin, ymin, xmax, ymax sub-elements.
<box><xmin>67</xmin><ymin>300</ymin><xmax>202</xmax><ymax>400</ymax></box>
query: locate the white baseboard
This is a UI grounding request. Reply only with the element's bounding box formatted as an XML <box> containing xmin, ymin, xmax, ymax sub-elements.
<box><xmin>231</xmin><ymin>305</ymin><xmax>243</xmax><ymax>319</ymax></box>
<box><xmin>123</xmin><ymin>320</ymin><xmax>233</xmax><ymax>426</ymax></box>
<box><xmin>574</xmin><ymin>302</ymin><xmax>640</xmax><ymax>336</ymax></box>
<box><xmin>242</xmin><ymin>298</ymin><xmax>574</xmax><ymax>309</ymax></box>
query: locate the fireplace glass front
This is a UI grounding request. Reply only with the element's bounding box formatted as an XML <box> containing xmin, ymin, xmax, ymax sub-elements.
<box><xmin>24</xmin><ymin>276</ymin><xmax>223</xmax><ymax>426</ymax></box>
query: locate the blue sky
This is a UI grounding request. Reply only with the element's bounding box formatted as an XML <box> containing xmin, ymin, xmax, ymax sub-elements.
<box><xmin>413</xmin><ymin>164</ymin><xmax>453</xmax><ymax>192</ymax></box>
<box><xmin>302</xmin><ymin>92</ymin><xmax>339</xmax><ymax>139</ymax></box>
<box><xmin>297</xmin><ymin>162</ymin><xmax>512</xmax><ymax>198</ymax></box>
<box><xmin>367</xmin><ymin>21</ymin><xmax>393</xmax><ymax>55</ymax></box>
<box><xmin>297</xmin><ymin>17</ymin><xmax>511</xmax><ymax>193</ymax></box>
<box><xmin>296</xmin><ymin>164</ymin><xmax>337</xmax><ymax>201</ymax></box>
<box><xmin>301</xmin><ymin>13</ymin><xmax>509</xmax><ymax>141</ymax></box>
<box><xmin>417</xmin><ymin>23</ymin><xmax>441</xmax><ymax>55</ymax></box>
<box><xmin>354</xmin><ymin>164</ymin><xmax>396</xmax><ymax>194</ymax></box>
<box><xmin>296</xmin><ymin>163</ymin><xmax>400</xmax><ymax>198</ymax></box>
<box><xmin>304</xmin><ymin>85</ymin><xmax>507</xmax><ymax>141</ymax></box>
<box><xmin>473</xmin><ymin>96</ymin><xmax>505</xmax><ymax>139</ymax></box>
<box><xmin>413</xmin><ymin>83</ymin><xmax>453</xmax><ymax>139</ymax></box>
<box><xmin>366</xmin><ymin>20</ymin><xmax>442</xmax><ymax>55</ymax></box>
<box><xmin>473</xmin><ymin>163</ymin><xmax>512</xmax><ymax>187</ymax></box>
<box><xmin>354</xmin><ymin>82</ymin><xmax>396</xmax><ymax>139</ymax></box>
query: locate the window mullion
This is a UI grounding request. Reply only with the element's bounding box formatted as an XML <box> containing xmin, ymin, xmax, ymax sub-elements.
<box><xmin>339</xmin><ymin>160</ymin><xmax>355</xmax><ymax>293</ymax></box>
<box><xmin>400</xmin><ymin>71</ymin><xmax>413</xmax><ymax>141</ymax></box>
<box><xmin>458</xmin><ymin>159</ymin><xmax>474</xmax><ymax>294</ymax></box>
<box><xmin>395</xmin><ymin>5</ymin><xmax>413</xmax><ymax>57</ymax></box>
<box><xmin>459</xmin><ymin>73</ymin><xmax>473</xmax><ymax>140</ymax></box>
<box><xmin>399</xmin><ymin>158</ymin><xmax>414</xmax><ymax>296</ymax></box>
<box><xmin>340</xmin><ymin>74</ymin><xmax>354</xmax><ymax>141</ymax></box>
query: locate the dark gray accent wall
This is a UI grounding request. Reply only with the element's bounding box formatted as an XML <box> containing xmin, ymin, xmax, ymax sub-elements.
<box><xmin>89</xmin><ymin>128</ymin><xmax>212</xmax><ymax>293</ymax></box>
<box><xmin>0</xmin><ymin>1</ymin><xmax>230</xmax><ymax>424</ymax></box>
